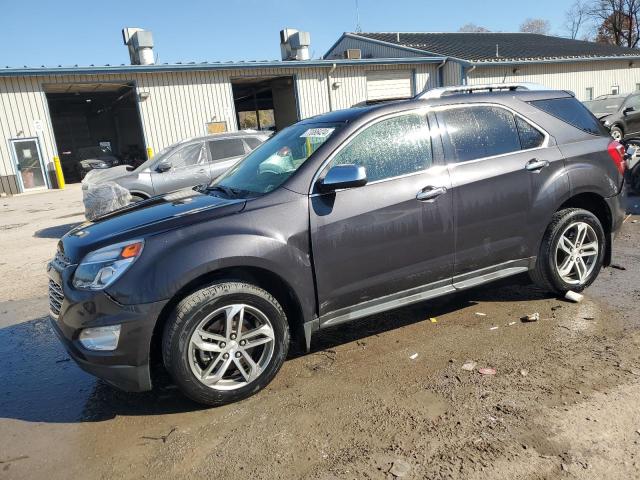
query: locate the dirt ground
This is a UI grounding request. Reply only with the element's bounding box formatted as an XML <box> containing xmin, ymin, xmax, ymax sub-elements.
<box><xmin>1</xmin><ymin>185</ymin><xmax>640</xmax><ymax>480</ymax></box>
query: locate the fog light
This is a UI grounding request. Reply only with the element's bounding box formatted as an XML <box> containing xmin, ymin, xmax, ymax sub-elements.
<box><xmin>79</xmin><ymin>325</ymin><xmax>121</xmax><ymax>351</ymax></box>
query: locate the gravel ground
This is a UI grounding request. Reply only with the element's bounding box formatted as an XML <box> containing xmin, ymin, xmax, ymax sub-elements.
<box><xmin>1</xmin><ymin>186</ymin><xmax>639</xmax><ymax>480</ymax></box>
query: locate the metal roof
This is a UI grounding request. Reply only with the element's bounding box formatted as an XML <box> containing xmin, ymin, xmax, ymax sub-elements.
<box><xmin>0</xmin><ymin>56</ymin><xmax>446</xmax><ymax>77</ymax></box>
<box><xmin>336</xmin><ymin>32</ymin><xmax>640</xmax><ymax>64</ymax></box>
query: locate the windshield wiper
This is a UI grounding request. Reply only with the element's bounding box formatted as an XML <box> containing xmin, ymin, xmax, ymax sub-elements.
<box><xmin>206</xmin><ymin>185</ymin><xmax>238</xmax><ymax>198</ymax></box>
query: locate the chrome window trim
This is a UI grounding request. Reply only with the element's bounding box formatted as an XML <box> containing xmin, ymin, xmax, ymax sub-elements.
<box><xmin>432</xmin><ymin>103</ymin><xmax>552</xmax><ymax>166</ymax></box>
<box><xmin>309</xmin><ymin>107</ymin><xmax>436</xmax><ymax>194</ymax></box>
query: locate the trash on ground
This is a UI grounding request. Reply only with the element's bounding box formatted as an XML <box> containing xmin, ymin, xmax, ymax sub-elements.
<box><xmin>583</xmin><ymin>316</ymin><xmax>595</xmax><ymax>320</ymax></box>
<box><xmin>430</xmin><ymin>317</ymin><xmax>437</xmax><ymax>323</ymax></box>
<box><xmin>461</xmin><ymin>361</ymin><xmax>477</xmax><ymax>371</ymax></box>
<box><xmin>629</xmin><ymin>368</ymin><xmax>640</xmax><ymax>376</ymax></box>
<box><xmin>489</xmin><ymin>326</ymin><xmax>499</xmax><ymax>331</ymax></box>
<box><xmin>409</xmin><ymin>353</ymin><xmax>419</xmax><ymax>360</ymax></box>
<box><xmin>507</xmin><ymin>321</ymin><xmax>517</xmax><ymax>326</ymax></box>
<box><xmin>521</xmin><ymin>312</ymin><xmax>540</xmax><ymax>322</ymax></box>
<box><xmin>520</xmin><ymin>369</ymin><xmax>528</xmax><ymax>377</ymax></box>
<box><xmin>551</xmin><ymin>305</ymin><xmax>562</xmax><ymax>311</ymax></box>
<box><xmin>389</xmin><ymin>459</ymin><xmax>411</xmax><ymax>477</ymax></box>
<box><xmin>564</xmin><ymin>290</ymin><xmax>584</xmax><ymax>303</ymax></box>
<box><xmin>475</xmin><ymin>312</ymin><xmax>487</xmax><ymax>316</ymax></box>
<box><xmin>478</xmin><ymin>367</ymin><xmax>497</xmax><ymax>376</ymax></box>
<box><xmin>610</xmin><ymin>264</ymin><xmax>626</xmax><ymax>270</ymax></box>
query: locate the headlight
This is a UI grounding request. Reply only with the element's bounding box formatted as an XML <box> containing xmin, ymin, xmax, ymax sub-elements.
<box><xmin>95</xmin><ymin>161</ymin><xmax>109</xmax><ymax>169</ymax></box>
<box><xmin>72</xmin><ymin>240</ymin><xmax>144</xmax><ymax>290</ymax></box>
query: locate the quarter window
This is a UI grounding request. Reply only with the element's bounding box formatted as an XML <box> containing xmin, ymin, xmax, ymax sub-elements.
<box><xmin>328</xmin><ymin>114</ymin><xmax>432</xmax><ymax>182</ymax></box>
<box><xmin>529</xmin><ymin>97</ymin><xmax>608</xmax><ymax>136</ymax></box>
<box><xmin>439</xmin><ymin>106</ymin><xmax>521</xmax><ymax>162</ymax></box>
<box><xmin>208</xmin><ymin>139</ymin><xmax>246</xmax><ymax>161</ymax></box>
<box><xmin>516</xmin><ymin>117</ymin><xmax>545</xmax><ymax>150</ymax></box>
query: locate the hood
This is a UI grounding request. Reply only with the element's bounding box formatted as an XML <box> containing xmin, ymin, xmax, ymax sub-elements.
<box><xmin>82</xmin><ymin>165</ymin><xmax>131</xmax><ymax>186</ymax></box>
<box><xmin>61</xmin><ymin>188</ymin><xmax>245</xmax><ymax>263</ymax></box>
<box><xmin>592</xmin><ymin>112</ymin><xmax>613</xmax><ymax>121</ymax></box>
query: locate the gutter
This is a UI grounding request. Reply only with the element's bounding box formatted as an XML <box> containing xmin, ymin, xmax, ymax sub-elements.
<box><xmin>327</xmin><ymin>63</ymin><xmax>337</xmax><ymax>112</ymax></box>
<box><xmin>436</xmin><ymin>58</ymin><xmax>448</xmax><ymax>87</ymax></box>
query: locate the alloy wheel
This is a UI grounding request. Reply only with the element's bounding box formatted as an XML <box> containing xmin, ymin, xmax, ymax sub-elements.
<box><xmin>188</xmin><ymin>304</ymin><xmax>275</xmax><ymax>390</ymax></box>
<box><xmin>554</xmin><ymin>221</ymin><xmax>599</xmax><ymax>285</ymax></box>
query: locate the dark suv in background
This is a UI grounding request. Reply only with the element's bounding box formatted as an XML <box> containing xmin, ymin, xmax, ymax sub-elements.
<box><xmin>48</xmin><ymin>83</ymin><xmax>626</xmax><ymax>406</ymax></box>
<box><xmin>584</xmin><ymin>91</ymin><xmax>640</xmax><ymax>141</ymax></box>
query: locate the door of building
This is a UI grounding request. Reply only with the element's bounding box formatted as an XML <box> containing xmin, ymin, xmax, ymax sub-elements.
<box><xmin>11</xmin><ymin>138</ymin><xmax>47</xmax><ymax>191</ymax></box>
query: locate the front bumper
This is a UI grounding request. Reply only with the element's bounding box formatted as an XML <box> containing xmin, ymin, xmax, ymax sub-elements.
<box><xmin>47</xmin><ymin>261</ymin><xmax>167</xmax><ymax>392</ymax></box>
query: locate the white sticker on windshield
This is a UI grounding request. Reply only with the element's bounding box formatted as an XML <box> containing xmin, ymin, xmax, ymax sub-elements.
<box><xmin>300</xmin><ymin>128</ymin><xmax>334</xmax><ymax>138</ymax></box>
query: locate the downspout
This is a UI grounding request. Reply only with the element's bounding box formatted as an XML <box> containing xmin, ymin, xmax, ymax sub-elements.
<box><xmin>326</xmin><ymin>63</ymin><xmax>336</xmax><ymax>112</ymax></box>
<box><xmin>436</xmin><ymin>58</ymin><xmax>448</xmax><ymax>87</ymax></box>
<box><xmin>464</xmin><ymin>65</ymin><xmax>477</xmax><ymax>86</ymax></box>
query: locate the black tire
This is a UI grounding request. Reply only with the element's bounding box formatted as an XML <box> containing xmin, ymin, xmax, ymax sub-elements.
<box><xmin>610</xmin><ymin>125</ymin><xmax>624</xmax><ymax>141</ymax></box>
<box><xmin>530</xmin><ymin>208</ymin><xmax>605</xmax><ymax>295</ymax></box>
<box><xmin>130</xmin><ymin>194</ymin><xmax>146</xmax><ymax>203</ymax></box>
<box><xmin>162</xmin><ymin>281</ymin><xmax>289</xmax><ymax>406</ymax></box>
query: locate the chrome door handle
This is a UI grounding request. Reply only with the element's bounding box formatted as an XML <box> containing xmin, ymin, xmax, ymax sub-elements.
<box><xmin>525</xmin><ymin>159</ymin><xmax>549</xmax><ymax>171</ymax></box>
<box><xmin>416</xmin><ymin>186</ymin><xmax>447</xmax><ymax>201</ymax></box>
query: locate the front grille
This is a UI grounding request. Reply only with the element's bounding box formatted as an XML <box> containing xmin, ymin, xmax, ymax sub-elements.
<box><xmin>49</xmin><ymin>279</ymin><xmax>64</xmax><ymax>319</ymax></box>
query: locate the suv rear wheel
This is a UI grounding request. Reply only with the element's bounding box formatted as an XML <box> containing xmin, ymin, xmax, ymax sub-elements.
<box><xmin>162</xmin><ymin>281</ymin><xmax>289</xmax><ymax>406</ymax></box>
<box><xmin>610</xmin><ymin>125</ymin><xmax>623</xmax><ymax>141</ymax></box>
<box><xmin>530</xmin><ymin>208</ymin><xmax>605</xmax><ymax>295</ymax></box>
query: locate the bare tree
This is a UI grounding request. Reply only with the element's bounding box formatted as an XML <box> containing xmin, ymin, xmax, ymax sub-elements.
<box><xmin>565</xmin><ymin>1</ymin><xmax>589</xmax><ymax>38</ymax></box>
<box><xmin>458</xmin><ymin>23</ymin><xmax>491</xmax><ymax>33</ymax></box>
<box><xmin>588</xmin><ymin>0</ymin><xmax>640</xmax><ymax>47</ymax></box>
<box><xmin>520</xmin><ymin>18</ymin><xmax>552</xmax><ymax>34</ymax></box>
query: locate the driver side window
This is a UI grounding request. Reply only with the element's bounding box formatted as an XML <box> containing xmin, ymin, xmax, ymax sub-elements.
<box><xmin>166</xmin><ymin>143</ymin><xmax>207</xmax><ymax>169</ymax></box>
<box><xmin>327</xmin><ymin>113</ymin><xmax>432</xmax><ymax>182</ymax></box>
<box><xmin>625</xmin><ymin>95</ymin><xmax>640</xmax><ymax>110</ymax></box>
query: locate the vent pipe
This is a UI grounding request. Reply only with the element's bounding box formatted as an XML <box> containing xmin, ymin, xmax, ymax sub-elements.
<box><xmin>280</xmin><ymin>28</ymin><xmax>311</xmax><ymax>61</ymax></box>
<box><xmin>122</xmin><ymin>28</ymin><xmax>155</xmax><ymax>65</ymax></box>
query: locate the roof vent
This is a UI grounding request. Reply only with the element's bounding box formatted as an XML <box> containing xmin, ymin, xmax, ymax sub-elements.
<box><xmin>280</xmin><ymin>28</ymin><xmax>311</xmax><ymax>61</ymax></box>
<box><xmin>122</xmin><ymin>28</ymin><xmax>155</xmax><ymax>65</ymax></box>
<box><xmin>345</xmin><ymin>48</ymin><xmax>362</xmax><ymax>59</ymax></box>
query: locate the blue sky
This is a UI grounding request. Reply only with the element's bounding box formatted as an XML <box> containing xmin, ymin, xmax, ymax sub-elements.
<box><xmin>1</xmin><ymin>0</ymin><xmax>577</xmax><ymax>67</ymax></box>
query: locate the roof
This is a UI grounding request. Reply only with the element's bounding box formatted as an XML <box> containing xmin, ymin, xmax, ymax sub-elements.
<box><xmin>0</xmin><ymin>56</ymin><xmax>446</xmax><ymax>77</ymax></box>
<box><xmin>338</xmin><ymin>32</ymin><xmax>640</xmax><ymax>63</ymax></box>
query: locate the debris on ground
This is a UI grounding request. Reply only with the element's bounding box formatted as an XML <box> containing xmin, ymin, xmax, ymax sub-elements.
<box><xmin>409</xmin><ymin>353</ymin><xmax>419</xmax><ymax>360</ymax></box>
<box><xmin>475</xmin><ymin>312</ymin><xmax>487</xmax><ymax>316</ymax></box>
<box><xmin>565</xmin><ymin>290</ymin><xmax>584</xmax><ymax>303</ymax></box>
<box><xmin>478</xmin><ymin>367</ymin><xmax>497</xmax><ymax>376</ymax></box>
<box><xmin>507</xmin><ymin>321</ymin><xmax>517</xmax><ymax>326</ymax></box>
<box><xmin>489</xmin><ymin>326</ymin><xmax>499</xmax><ymax>331</ymax></box>
<box><xmin>389</xmin><ymin>459</ymin><xmax>411</xmax><ymax>477</ymax></box>
<box><xmin>141</xmin><ymin>427</ymin><xmax>177</xmax><ymax>444</ymax></box>
<box><xmin>461</xmin><ymin>361</ymin><xmax>477</xmax><ymax>371</ymax></box>
<box><xmin>520</xmin><ymin>369</ymin><xmax>529</xmax><ymax>377</ymax></box>
<box><xmin>430</xmin><ymin>317</ymin><xmax>437</xmax><ymax>323</ymax></box>
<box><xmin>521</xmin><ymin>312</ymin><xmax>540</xmax><ymax>322</ymax></box>
<box><xmin>610</xmin><ymin>264</ymin><xmax>626</xmax><ymax>271</ymax></box>
<box><xmin>551</xmin><ymin>305</ymin><xmax>562</xmax><ymax>311</ymax></box>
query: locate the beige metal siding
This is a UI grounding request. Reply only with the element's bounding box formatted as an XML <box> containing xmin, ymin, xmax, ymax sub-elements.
<box><xmin>467</xmin><ymin>61</ymin><xmax>640</xmax><ymax>101</ymax></box>
<box><xmin>442</xmin><ymin>61</ymin><xmax>463</xmax><ymax>86</ymax></box>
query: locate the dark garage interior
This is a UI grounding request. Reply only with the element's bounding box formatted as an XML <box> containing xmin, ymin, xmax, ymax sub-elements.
<box><xmin>232</xmin><ymin>76</ymin><xmax>298</xmax><ymax>132</ymax></box>
<box><xmin>45</xmin><ymin>82</ymin><xmax>147</xmax><ymax>183</ymax></box>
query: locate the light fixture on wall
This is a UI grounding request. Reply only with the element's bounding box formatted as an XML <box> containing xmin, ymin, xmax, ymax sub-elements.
<box><xmin>630</xmin><ymin>61</ymin><xmax>635</xmax><ymax>68</ymax></box>
<box><xmin>138</xmin><ymin>91</ymin><xmax>151</xmax><ymax>101</ymax></box>
<box><xmin>512</xmin><ymin>67</ymin><xmax>520</xmax><ymax>75</ymax></box>
<box><xmin>332</xmin><ymin>81</ymin><xmax>342</xmax><ymax>89</ymax></box>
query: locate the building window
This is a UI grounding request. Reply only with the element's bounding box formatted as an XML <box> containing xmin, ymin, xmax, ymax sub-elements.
<box><xmin>611</xmin><ymin>85</ymin><xmax>620</xmax><ymax>95</ymax></box>
<box><xmin>586</xmin><ymin>87</ymin><xmax>594</xmax><ymax>101</ymax></box>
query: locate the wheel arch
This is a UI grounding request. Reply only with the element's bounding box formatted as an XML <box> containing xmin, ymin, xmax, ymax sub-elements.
<box><xmin>149</xmin><ymin>265</ymin><xmax>308</xmax><ymax>372</ymax></box>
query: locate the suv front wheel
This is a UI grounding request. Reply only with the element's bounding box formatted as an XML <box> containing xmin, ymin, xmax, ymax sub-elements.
<box><xmin>162</xmin><ymin>281</ymin><xmax>290</xmax><ymax>406</ymax></box>
<box><xmin>531</xmin><ymin>208</ymin><xmax>605</xmax><ymax>295</ymax></box>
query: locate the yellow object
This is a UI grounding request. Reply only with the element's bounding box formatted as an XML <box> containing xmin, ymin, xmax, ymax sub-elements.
<box><xmin>430</xmin><ymin>317</ymin><xmax>437</xmax><ymax>323</ymax></box>
<box><xmin>146</xmin><ymin>147</ymin><xmax>154</xmax><ymax>159</ymax></box>
<box><xmin>53</xmin><ymin>156</ymin><xmax>65</xmax><ymax>189</ymax></box>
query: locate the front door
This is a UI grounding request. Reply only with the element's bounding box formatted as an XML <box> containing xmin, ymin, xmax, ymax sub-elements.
<box><xmin>150</xmin><ymin>141</ymin><xmax>211</xmax><ymax>194</ymax></box>
<box><xmin>207</xmin><ymin>137</ymin><xmax>248</xmax><ymax>180</ymax></box>
<box><xmin>310</xmin><ymin>111</ymin><xmax>454</xmax><ymax>323</ymax></box>
<box><xmin>11</xmin><ymin>138</ymin><xmax>47</xmax><ymax>191</ymax></box>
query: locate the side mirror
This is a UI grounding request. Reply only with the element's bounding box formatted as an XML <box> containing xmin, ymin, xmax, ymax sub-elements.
<box><xmin>156</xmin><ymin>160</ymin><xmax>172</xmax><ymax>173</ymax></box>
<box><xmin>623</xmin><ymin>106</ymin><xmax>635</xmax><ymax>115</ymax></box>
<box><xmin>317</xmin><ymin>164</ymin><xmax>367</xmax><ymax>192</ymax></box>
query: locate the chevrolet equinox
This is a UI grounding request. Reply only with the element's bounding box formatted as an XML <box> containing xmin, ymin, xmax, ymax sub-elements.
<box><xmin>48</xmin><ymin>83</ymin><xmax>626</xmax><ymax>406</ymax></box>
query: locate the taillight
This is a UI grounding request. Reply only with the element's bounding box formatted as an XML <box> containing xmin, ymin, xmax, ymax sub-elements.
<box><xmin>607</xmin><ymin>140</ymin><xmax>626</xmax><ymax>175</ymax></box>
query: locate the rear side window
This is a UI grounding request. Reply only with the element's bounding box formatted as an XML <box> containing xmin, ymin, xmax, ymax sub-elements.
<box><xmin>439</xmin><ymin>106</ymin><xmax>520</xmax><ymax>162</ymax></box>
<box><xmin>529</xmin><ymin>97</ymin><xmax>607</xmax><ymax>136</ymax></box>
<box><xmin>244</xmin><ymin>137</ymin><xmax>263</xmax><ymax>150</ymax></box>
<box><xmin>328</xmin><ymin>113</ymin><xmax>432</xmax><ymax>182</ymax></box>
<box><xmin>208</xmin><ymin>139</ymin><xmax>246</xmax><ymax>161</ymax></box>
<box><xmin>516</xmin><ymin>117</ymin><xmax>545</xmax><ymax>149</ymax></box>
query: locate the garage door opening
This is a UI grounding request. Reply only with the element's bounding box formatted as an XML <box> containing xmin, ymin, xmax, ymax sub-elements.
<box><xmin>45</xmin><ymin>82</ymin><xmax>146</xmax><ymax>183</ymax></box>
<box><xmin>232</xmin><ymin>76</ymin><xmax>298</xmax><ymax>133</ymax></box>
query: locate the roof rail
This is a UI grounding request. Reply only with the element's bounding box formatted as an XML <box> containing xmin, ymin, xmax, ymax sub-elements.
<box><xmin>417</xmin><ymin>82</ymin><xmax>549</xmax><ymax>100</ymax></box>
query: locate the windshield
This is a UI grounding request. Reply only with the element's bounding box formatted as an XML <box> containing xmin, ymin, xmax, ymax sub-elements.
<box><xmin>209</xmin><ymin>122</ymin><xmax>342</xmax><ymax>197</ymax></box>
<box><xmin>584</xmin><ymin>97</ymin><xmax>623</xmax><ymax>114</ymax></box>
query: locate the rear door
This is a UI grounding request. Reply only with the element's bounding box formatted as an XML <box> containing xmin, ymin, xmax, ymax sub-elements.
<box><xmin>150</xmin><ymin>141</ymin><xmax>210</xmax><ymax>194</ymax></box>
<box><xmin>207</xmin><ymin>137</ymin><xmax>248</xmax><ymax>180</ymax></box>
<box><xmin>436</xmin><ymin>104</ymin><xmax>563</xmax><ymax>280</ymax></box>
<box><xmin>310</xmin><ymin>111</ymin><xmax>454</xmax><ymax>322</ymax></box>
<box><xmin>622</xmin><ymin>94</ymin><xmax>640</xmax><ymax>136</ymax></box>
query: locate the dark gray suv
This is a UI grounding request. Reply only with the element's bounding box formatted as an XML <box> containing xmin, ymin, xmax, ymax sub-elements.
<box><xmin>48</xmin><ymin>83</ymin><xmax>626</xmax><ymax>406</ymax></box>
